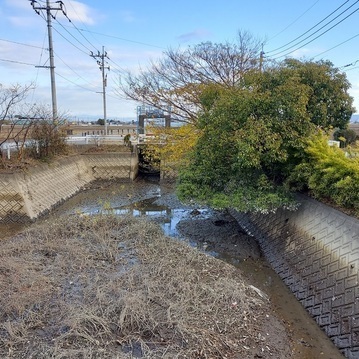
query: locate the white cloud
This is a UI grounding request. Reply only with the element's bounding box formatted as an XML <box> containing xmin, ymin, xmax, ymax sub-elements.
<box><xmin>64</xmin><ymin>1</ymin><xmax>97</xmax><ymax>26</ymax></box>
<box><xmin>5</xmin><ymin>0</ymin><xmax>98</xmax><ymax>27</ymax></box>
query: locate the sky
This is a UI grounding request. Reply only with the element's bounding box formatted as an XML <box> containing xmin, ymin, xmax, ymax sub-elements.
<box><xmin>1</xmin><ymin>0</ymin><xmax>359</xmax><ymax>121</ymax></box>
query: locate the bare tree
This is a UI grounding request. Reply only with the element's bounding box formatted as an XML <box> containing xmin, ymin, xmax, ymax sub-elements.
<box><xmin>0</xmin><ymin>83</ymin><xmax>35</xmax><ymax>161</ymax></box>
<box><xmin>0</xmin><ymin>84</ymin><xmax>67</xmax><ymax>164</ymax></box>
<box><xmin>119</xmin><ymin>30</ymin><xmax>263</xmax><ymax>123</ymax></box>
<box><xmin>30</xmin><ymin>105</ymin><xmax>68</xmax><ymax>160</ymax></box>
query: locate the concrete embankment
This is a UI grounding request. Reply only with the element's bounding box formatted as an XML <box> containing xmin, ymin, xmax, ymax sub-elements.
<box><xmin>230</xmin><ymin>198</ymin><xmax>359</xmax><ymax>359</ymax></box>
<box><xmin>1</xmin><ymin>155</ymin><xmax>358</xmax><ymax>357</ymax></box>
<box><xmin>0</xmin><ymin>152</ymin><xmax>138</xmax><ymax>223</ymax></box>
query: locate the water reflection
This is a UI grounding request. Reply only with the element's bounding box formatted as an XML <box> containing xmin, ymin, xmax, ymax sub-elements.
<box><xmin>81</xmin><ymin>195</ymin><xmax>206</xmax><ymax>239</ymax></box>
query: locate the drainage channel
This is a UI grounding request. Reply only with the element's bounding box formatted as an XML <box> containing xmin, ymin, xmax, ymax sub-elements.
<box><xmin>1</xmin><ymin>178</ymin><xmax>345</xmax><ymax>358</ymax></box>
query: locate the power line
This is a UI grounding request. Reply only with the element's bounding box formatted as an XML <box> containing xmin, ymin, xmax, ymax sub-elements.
<box><xmin>314</xmin><ymin>32</ymin><xmax>359</xmax><ymax>58</ymax></box>
<box><xmin>60</xmin><ymin>1</ymin><xmax>99</xmax><ymax>53</ymax></box>
<box><xmin>267</xmin><ymin>0</ymin><xmax>350</xmax><ymax>53</ymax></box>
<box><xmin>73</xmin><ymin>27</ymin><xmax>166</xmax><ymax>50</ymax></box>
<box><xmin>269</xmin><ymin>1</ymin><xmax>359</xmax><ymax>57</ymax></box>
<box><xmin>31</xmin><ymin>32</ymin><xmax>49</xmax><ymax>103</ymax></box>
<box><xmin>271</xmin><ymin>4</ymin><xmax>359</xmax><ymax>59</ymax></box>
<box><xmin>53</xmin><ymin>17</ymin><xmax>95</xmax><ymax>54</ymax></box>
<box><xmin>55</xmin><ymin>71</ymin><xmax>98</xmax><ymax>92</ymax></box>
<box><xmin>268</xmin><ymin>0</ymin><xmax>321</xmax><ymax>41</ymax></box>
<box><xmin>0</xmin><ymin>58</ymin><xmax>37</xmax><ymax>66</ymax></box>
<box><xmin>52</xmin><ymin>20</ymin><xmax>93</xmax><ymax>55</ymax></box>
<box><xmin>0</xmin><ymin>38</ymin><xmax>45</xmax><ymax>50</ymax></box>
<box><xmin>54</xmin><ymin>50</ymin><xmax>98</xmax><ymax>87</ymax></box>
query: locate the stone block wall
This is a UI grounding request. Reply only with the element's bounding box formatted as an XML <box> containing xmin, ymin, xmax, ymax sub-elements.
<box><xmin>81</xmin><ymin>152</ymin><xmax>137</xmax><ymax>180</ymax></box>
<box><xmin>0</xmin><ymin>152</ymin><xmax>138</xmax><ymax>223</ymax></box>
<box><xmin>230</xmin><ymin>196</ymin><xmax>359</xmax><ymax>358</ymax></box>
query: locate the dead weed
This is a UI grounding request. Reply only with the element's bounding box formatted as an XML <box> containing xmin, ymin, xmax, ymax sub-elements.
<box><xmin>0</xmin><ymin>214</ymin><xmax>284</xmax><ymax>358</ymax></box>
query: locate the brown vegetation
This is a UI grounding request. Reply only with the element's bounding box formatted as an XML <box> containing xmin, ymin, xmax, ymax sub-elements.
<box><xmin>0</xmin><ymin>214</ymin><xmax>291</xmax><ymax>358</ymax></box>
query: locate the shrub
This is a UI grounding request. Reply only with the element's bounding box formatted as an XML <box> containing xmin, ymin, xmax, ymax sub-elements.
<box><xmin>333</xmin><ymin>128</ymin><xmax>357</xmax><ymax>148</ymax></box>
<box><xmin>288</xmin><ymin>132</ymin><xmax>359</xmax><ymax>214</ymax></box>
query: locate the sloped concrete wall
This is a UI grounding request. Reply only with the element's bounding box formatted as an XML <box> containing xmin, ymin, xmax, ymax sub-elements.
<box><xmin>0</xmin><ymin>152</ymin><xmax>138</xmax><ymax>223</ymax></box>
<box><xmin>230</xmin><ymin>196</ymin><xmax>359</xmax><ymax>359</ymax></box>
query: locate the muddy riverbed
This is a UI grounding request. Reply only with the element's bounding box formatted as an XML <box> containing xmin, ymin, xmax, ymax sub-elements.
<box><xmin>1</xmin><ymin>177</ymin><xmax>345</xmax><ymax>358</ymax></box>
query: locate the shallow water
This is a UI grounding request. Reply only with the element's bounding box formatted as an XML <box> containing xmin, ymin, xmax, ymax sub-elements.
<box><xmin>0</xmin><ymin>178</ymin><xmax>345</xmax><ymax>358</ymax></box>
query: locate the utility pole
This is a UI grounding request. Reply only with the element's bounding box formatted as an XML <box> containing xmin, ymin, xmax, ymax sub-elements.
<box><xmin>90</xmin><ymin>47</ymin><xmax>110</xmax><ymax>135</ymax></box>
<box><xmin>30</xmin><ymin>0</ymin><xmax>64</xmax><ymax>122</ymax></box>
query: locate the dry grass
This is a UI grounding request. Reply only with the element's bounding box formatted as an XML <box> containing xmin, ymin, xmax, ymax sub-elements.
<box><xmin>0</xmin><ymin>214</ymin><xmax>285</xmax><ymax>358</ymax></box>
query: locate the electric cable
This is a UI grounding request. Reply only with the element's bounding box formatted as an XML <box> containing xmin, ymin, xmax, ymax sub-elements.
<box><xmin>53</xmin><ymin>50</ymin><xmax>98</xmax><ymax>87</ymax></box>
<box><xmin>60</xmin><ymin>2</ymin><xmax>99</xmax><ymax>54</ymax></box>
<box><xmin>270</xmin><ymin>1</ymin><xmax>359</xmax><ymax>57</ymax></box>
<box><xmin>55</xmin><ymin>71</ymin><xmax>99</xmax><ymax>92</ymax></box>
<box><xmin>51</xmin><ymin>25</ymin><xmax>89</xmax><ymax>56</ymax></box>
<box><xmin>268</xmin><ymin>0</ymin><xmax>321</xmax><ymax>41</ymax></box>
<box><xmin>271</xmin><ymin>4</ymin><xmax>359</xmax><ymax>59</ymax></box>
<box><xmin>53</xmin><ymin>18</ymin><xmax>94</xmax><ymax>54</ymax></box>
<box><xmin>31</xmin><ymin>32</ymin><xmax>48</xmax><ymax>103</ymax></box>
<box><xmin>0</xmin><ymin>38</ymin><xmax>45</xmax><ymax>50</ymax></box>
<box><xmin>314</xmin><ymin>32</ymin><xmax>359</xmax><ymax>58</ymax></box>
<box><xmin>71</xmin><ymin>27</ymin><xmax>166</xmax><ymax>50</ymax></box>
<box><xmin>0</xmin><ymin>58</ymin><xmax>37</xmax><ymax>66</ymax></box>
<box><xmin>267</xmin><ymin>0</ymin><xmax>350</xmax><ymax>53</ymax></box>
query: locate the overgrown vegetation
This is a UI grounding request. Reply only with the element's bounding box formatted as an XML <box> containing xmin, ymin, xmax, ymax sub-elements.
<box><xmin>0</xmin><ymin>214</ymin><xmax>287</xmax><ymax>358</ymax></box>
<box><xmin>287</xmin><ymin>132</ymin><xmax>359</xmax><ymax>216</ymax></box>
<box><xmin>176</xmin><ymin>61</ymin><xmax>354</xmax><ymax>213</ymax></box>
<box><xmin>123</xmin><ymin>31</ymin><xmax>355</xmax><ymax>214</ymax></box>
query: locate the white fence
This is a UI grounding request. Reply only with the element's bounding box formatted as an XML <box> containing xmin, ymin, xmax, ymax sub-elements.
<box><xmin>0</xmin><ymin>140</ymin><xmax>38</xmax><ymax>159</ymax></box>
<box><xmin>1</xmin><ymin>136</ymin><xmax>135</xmax><ymax>159</ymax></box>
<box><xmin>1</xmin><ymin>134</ymin><xmax>162</xmax><ymax>159</ymax></box>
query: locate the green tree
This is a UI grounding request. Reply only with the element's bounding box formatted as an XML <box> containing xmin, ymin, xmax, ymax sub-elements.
<box><xmin>282</xmin><ymin>59</ymin><xmax>354</xmax><ymax>129</ymax></box>
<box><xmin>333</xmin><ymin>128</ymin><xmax>357</xmax><ymax>147</ymax></box>
<box><xmin>177</xmin><ymin>59</ymin><xmax>354</xmax><ymax>213</ymax></box>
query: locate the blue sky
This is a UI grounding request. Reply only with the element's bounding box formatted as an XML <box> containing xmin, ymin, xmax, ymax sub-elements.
<box><xmin>1</xmin><ymin>0</ymin><xmax>359</xmax><ymax>120</ymax></box>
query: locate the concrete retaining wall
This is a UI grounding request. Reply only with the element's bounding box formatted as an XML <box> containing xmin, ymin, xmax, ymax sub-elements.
<box><xmin>0</xmin><ymin>152</ymin><xmax>138</xmax><ymax>223</ymax></box>
<box><xmin>230</xmin><ymin>196</ymin><xmax>359</xmax><ymax>358</ymax></box>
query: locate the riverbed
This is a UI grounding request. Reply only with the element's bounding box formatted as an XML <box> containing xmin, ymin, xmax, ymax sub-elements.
<box><xmin>1</xmin><ymin>177</ymin><xmax>345</xmax><ymax>358</ymax></box>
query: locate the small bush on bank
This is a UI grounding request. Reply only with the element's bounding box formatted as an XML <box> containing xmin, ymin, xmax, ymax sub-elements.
<box><xmin>30</xmin><ymin>120</ymin><xmax>68</xmax><ymax>160</ymax></box>
<box><xmin>287</xmin><ymin>132</ymin><xmax>359</xmax><ymax>215</ymax></box>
